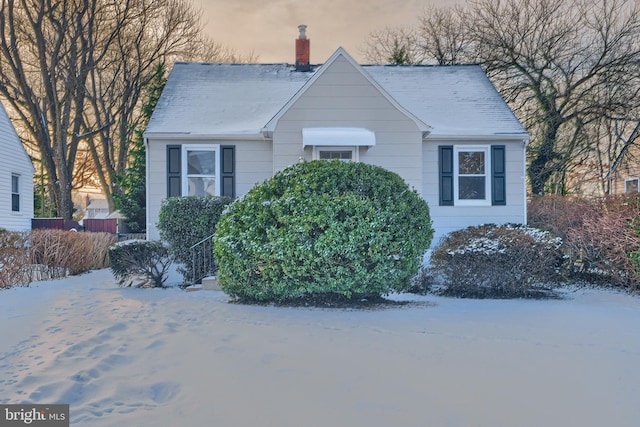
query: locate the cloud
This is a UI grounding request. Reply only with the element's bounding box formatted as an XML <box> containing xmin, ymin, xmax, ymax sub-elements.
<box><xmin>190</xmin><ymin>0</ymin><xmax>461</xmax><ymax>63</ymax></box>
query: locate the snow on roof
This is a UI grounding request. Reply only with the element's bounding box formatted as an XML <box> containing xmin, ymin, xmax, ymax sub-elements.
<box><xmin>145</xmin><ymin>63</ymin><xmax>312</xmax><ymax>136</ymax></box>
<box><xmin>145</xmin><ymin>57</ymin><xmax>528</xmax><ymax>138</ymax></box>
<box><xmin>363</xmin><ymin>65</ymin><xmax>528</xmax><ymax>137</ymax></box>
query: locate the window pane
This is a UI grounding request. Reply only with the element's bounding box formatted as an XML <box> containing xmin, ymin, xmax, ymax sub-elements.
<box><xmin>11</xmin><ymin>175</ymin><xmax>19</xmax><ymax>211</ymax></box>
<box><xmin>319</xmin><ymin>150</ymin><xmax>352</xmax><ymax>160</ymax></box>
<box><xmin>11</xmin><ymin>175</ymin><xmax>19</xmax><ymax>193</ymax></box>
<box><xmin>626</xmin><ymin>179</ymin><xmax>639</xmax><ymax>193</ymax></box>
<box><xmin>188</xmin><ymin>150</ymin><xmax>216</xmax><ymax>175</ymax></box>
<box><xmin>459</xmin><ymin>176</ymin><xmax>486</xmax><ymax>199</ymax></box>
<box><xmin>458</xmin><ymin>152</ymin><xmax>485</xmax><ymax>174</ymax></box>
<box><xmin>188</xmin><ymin>177</ymin><xmax>216</xmax><ymax>197</ymax></box>
<box><xmin>168</xmin><ymin>176</ymin><xmax>181</xmax><ymax>197</ymax></box>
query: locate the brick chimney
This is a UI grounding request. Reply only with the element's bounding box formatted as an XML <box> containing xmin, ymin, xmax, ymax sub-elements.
<box><xmin>295</xmin><ymin>25</ymin><xmax>310</xmax><ymax>72</ymax></box>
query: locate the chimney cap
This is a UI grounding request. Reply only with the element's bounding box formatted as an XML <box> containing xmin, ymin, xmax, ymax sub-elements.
<box><xmin>298</xmin><ymin>24</ymin><xmax>307</xmax><ymax>39</ymax></box>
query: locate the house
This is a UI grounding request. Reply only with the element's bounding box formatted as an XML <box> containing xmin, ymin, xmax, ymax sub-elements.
<box><xmin>144</xmin><ymin>26</ymin><xmax>530</xmax><ymax>245</ymax></box>
<box><xmin>609</xmin><ymin>138</ymin><xmax>640</xmax><ymax>195</ymax></box>
<box><xmin>83</xmin><ymin>198</ymin><xmax>110</xmax><ymax>220</ymax></box>
<box><xmin>0</xmin><ymin>100</ymin><xmax>34</xmax><ymax>232</ymax></box>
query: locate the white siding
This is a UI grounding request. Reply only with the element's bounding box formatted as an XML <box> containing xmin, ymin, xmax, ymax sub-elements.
<box><xmin>424</xmin><ymin>139</ymin><xmax>527</xmax><ymax>246</ymax></box>
<box><xmin>273</xmin><ymin>55</ymin><xmax>423</xmax><ymax>192</ymax></box>
<box><xmin>146</xmin><ymin>138</ymin><xmax>273</xmax><ymax>240</ymax></box>
<box><xmin>0</xmin><ymin>102</ymin><xmax>34</xmax><ymax>232</ymax></box>
<box><xmin>144</xmin><ymin>51</ymin><xmax>529</xmax><ymax>247</ymax></box>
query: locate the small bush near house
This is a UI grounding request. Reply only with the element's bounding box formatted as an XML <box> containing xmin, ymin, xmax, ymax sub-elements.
<box><xmin>213</xmin><ymin>160</ymin><xmax>434</xmax><ymax>303</ymax></box>
<box><xmin>529</xmin><ymin>195</ymin><xmax>640</xmax><ymax>290</ymax></box>
<box><xmin>109</xmin><ymin>240</ymin><xmax>171</xmax><ymax>287</ymax></box>
<box><xmin>407</xmin><ymin>266</ymin><xmax>434</xmax><ymax>295</ymax></box>
<box><xmin>157</xmin><ymin>196</ymin><xmax>233</xmax><ymax>284</ymax></box>
<box><xmin>29</xmin><ymin>229</ymin><xmax>116</xmax><ymax>277</ymax></box>
<box><xmin>429</xmin><ymin>224</ymin><xmax>564</xmax><ymax>299</ymax></box>
<box><xmin>0</xmin><ymin>229</ymin><xmax>30</xmax><ymax>288</ymax></box>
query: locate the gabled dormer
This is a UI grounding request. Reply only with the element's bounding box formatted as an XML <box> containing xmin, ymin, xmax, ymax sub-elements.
<box><xmin>263</xmin><ymin>47</ymin><xmax>431</xmax><ymax>136</ymax></box>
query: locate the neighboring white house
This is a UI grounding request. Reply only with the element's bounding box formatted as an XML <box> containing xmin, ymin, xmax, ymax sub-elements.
<box><xmin>0</xmin><ymin>100</ymin><xmax>34</xmax><ymax>232</ymax></box>
<box><xmin>83</xmin><ymin>198</ymin><xmax>110</xmax><ymax>219</ymax></box>
<box><xmin>144</xmin><ymin>29</ymin><xmax>529</xmax><ymax>244</ymax></box>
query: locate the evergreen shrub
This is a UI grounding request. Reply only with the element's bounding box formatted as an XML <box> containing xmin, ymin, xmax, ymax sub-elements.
<box><xmin>213</xmin><ymin>160</ymin><xmax>434</xmax><ymax>303</ymax></box>
<box><xmin>109</xmin><ymin>240</ymin><xmax>171</xmax><ymax>287</ymax></box>
<box><xmin>157</xmin><ymin>196</ymin><xmax>233</xmax><ymax>283</ymax></box>
<box><xmin>430</xmin><ymin>224</ymin><xmax>564</xmax><ymax>298</ymax></box>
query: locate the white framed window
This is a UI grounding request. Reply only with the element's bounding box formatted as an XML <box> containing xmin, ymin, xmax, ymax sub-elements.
<box><xmin>454</xmin><ymin>146</ymin><xmax>491</xmax><ymax>206</ymax></box>
<box><xmin>181</xmin><ymin>144</ymin><xmax>219</xmax><ymax>197</ymax></box>
<box><xmin>11</xmin><ymin>173</ymin><xmax>20</xmax><ymax>212</ymax></box>
<box><xmin>313</xmin><ymin>146</ymin><xmax>358</xmax><ymax>162</ymax></box>
<box><xmin>625</xmin><ymin>178</ymin><xmax>639</xmax><ymax>194</ymax></box>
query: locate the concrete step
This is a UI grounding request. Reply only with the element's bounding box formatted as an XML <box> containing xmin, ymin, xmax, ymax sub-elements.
<box><xmin>201</xmin><ymin>276</ymin><xmax>221</xmax><ymax>291</ymax></box>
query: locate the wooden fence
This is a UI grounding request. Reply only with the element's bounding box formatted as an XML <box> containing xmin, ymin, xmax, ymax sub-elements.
<box><xmin>83</xmin><ymin>218</ymin><xmax>117</xmax><ymax>234</ymax></box>
<box><xmin>31</xmin><ymin>218</ymin><xmax>65</xmax><ymax>230</ymax></box>
<box><xmin>32</xmin><ymin>218</ymin><xmax>118</xmax><ymax>234</ymax></box>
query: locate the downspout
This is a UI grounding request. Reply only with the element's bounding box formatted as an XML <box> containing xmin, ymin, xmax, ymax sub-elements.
<box><xmin>144</xmin><ymin>135</ymin><xmax>150</xmax><ymax>240</ymax></box>
<box><xmin>523</xmin><ymin>137</ymin><xmax>530</xmax><ymax>225</ymax></box>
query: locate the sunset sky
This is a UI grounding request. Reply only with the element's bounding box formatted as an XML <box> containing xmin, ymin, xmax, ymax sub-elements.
<box><xmin>189</xmin><ymin>0</ymin><xmax>461</xmax><ymax>63</ymax></box>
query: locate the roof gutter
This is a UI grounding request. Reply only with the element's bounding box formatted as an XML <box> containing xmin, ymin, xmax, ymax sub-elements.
<box><xmin>425</xmin><ymin>133</ymin><xmax>530</xmax><ymax>143</ymax></box>
<box><xmin>143</xmin><ymin>132</ymin><xmax>267</xmax><ymax>141</ymax></box>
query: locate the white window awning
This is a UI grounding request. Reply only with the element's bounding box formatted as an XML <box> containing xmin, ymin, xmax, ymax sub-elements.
<box><xmin>302</xmin><ymin>127</ymin><xmax>376</xmax><ymax>147</ymax></box>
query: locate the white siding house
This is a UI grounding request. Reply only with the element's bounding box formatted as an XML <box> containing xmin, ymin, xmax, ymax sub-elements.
<box><xmin>144</xmin><ymin>44</ymin><xmax>529</xmax><ymax>245</ymax></box>
<box><xmin>0</xmin><ymin>101</ymin><xmax>34</xmax><ymax>232</ymax></box>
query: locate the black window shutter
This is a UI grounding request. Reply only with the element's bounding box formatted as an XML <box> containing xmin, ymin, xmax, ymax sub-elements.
<box><xmin>491</xmin><ymin>145</ymin><xmax>506</xmax><ymax>206</ymax></box>
<box><xmin>439</xmin><ymin>146</ymin><xmax>454</xmax><ymax>206</ymax></box>
<box><xmin>167</xmin><ymin>145</ymin><xmax>181</xmax><ymax>197</ymax></box>
<box><xmin>220</xmin><ymin>145</ymin><xmax>236</xmax><ymax>198</ymax></box>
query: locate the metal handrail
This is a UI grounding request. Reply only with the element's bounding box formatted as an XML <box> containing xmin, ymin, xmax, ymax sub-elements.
<box><xmin>189</xmin><ymin>233</ymin><xmax>217</xmax><ymax>285</ymax></box>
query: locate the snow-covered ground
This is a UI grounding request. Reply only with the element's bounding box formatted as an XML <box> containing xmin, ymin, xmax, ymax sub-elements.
<box><xmin>1</xmin><ymin>269</ymin><xmax>639</xmax><ymax>427</ymax></box>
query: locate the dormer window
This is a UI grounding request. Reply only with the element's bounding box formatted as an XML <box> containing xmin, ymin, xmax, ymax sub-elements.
<box><xmin>303</xmin><ymin>128</ymin><xmax>374</xmax><ymax>163</ymax></box>
<box><xmin>314</xmin><ymin>146</ymin><xmax>357</xmax><ymax>162</ymax></box>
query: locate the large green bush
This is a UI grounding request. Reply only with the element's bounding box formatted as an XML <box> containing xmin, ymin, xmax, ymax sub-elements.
<box><xmin>430</xmin><ymin>224</ymin><xmax>564</xmax><ymax>298</ymax></box>
<box><xmin>157</xmin><ymin>196</ymin><xmax>233</xmax><ymax>283</ymax></box>
<box><xmin>213</xmin><ymin>160</ymin><xmax>434</xmax><ymax>303</ymax></box>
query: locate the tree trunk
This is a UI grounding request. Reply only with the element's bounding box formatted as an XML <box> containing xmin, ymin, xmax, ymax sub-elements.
<box><xmin>528</xmin><ymin>119</ymin><xmax>561</xmax><ymax>195</ymax></box>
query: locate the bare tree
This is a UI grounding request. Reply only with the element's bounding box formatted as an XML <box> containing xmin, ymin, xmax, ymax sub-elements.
<box><xmin>467</xmin><ymin>0</ymin><xmax>640</xmax><ymax>195</ymax></box>
<box><xmin>361</xmin><ymin>26</ymin><xmax>424</xmax><ymax>64</ymax></box>
<box><xmin>418</xmin><ymin>3</ymin><xmax>475</xmax><ymax>65</ymax></box>
<box><xmin>0</xmin><ymin>0</ymin><xmax>245</xmax><ymax>220</ymax></box>
<box><xmin>362</xmin><ymin>0</ymin><xmax>640</xmax><ymax>195</ymax></box>
<box><xmin>0</xmin><ymin>0</ymin><xmax>98</xmax><ymax>220</ymax></box>
<box><xmin>81</xmin><ymin>0</ymin><xmax>209</xmax><ymax>213</ymax></box>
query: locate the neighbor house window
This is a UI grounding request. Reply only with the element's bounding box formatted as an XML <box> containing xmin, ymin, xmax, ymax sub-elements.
<box><xmin>11</xmin><ymin>174</ymin><xmax>20</xmax><ymax>212</ymax></box>
<box><xmin>439</xmin><ymin>145</ymin><xmax>506</xmax><ymax>206</ymax></box>
<box><xmin>625</xmin><ymin>178</ymin><xmax>639</xmax><ymax>194</ymax></box>
<box><xmin>313</xmin><ymin>146</ymin><xmax>357</xmax><ymax>162</ymax></box>
<box><xmin>182</xmin><ymin>145</ymin><xmax>219</xmax><ymax>197</ymax></box>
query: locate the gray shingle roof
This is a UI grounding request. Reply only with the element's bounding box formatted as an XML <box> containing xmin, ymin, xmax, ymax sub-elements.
<box><xmin>145</xmin><ymin>55</ymin><xmax>527</xmax><ymax>138</ymax></box>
